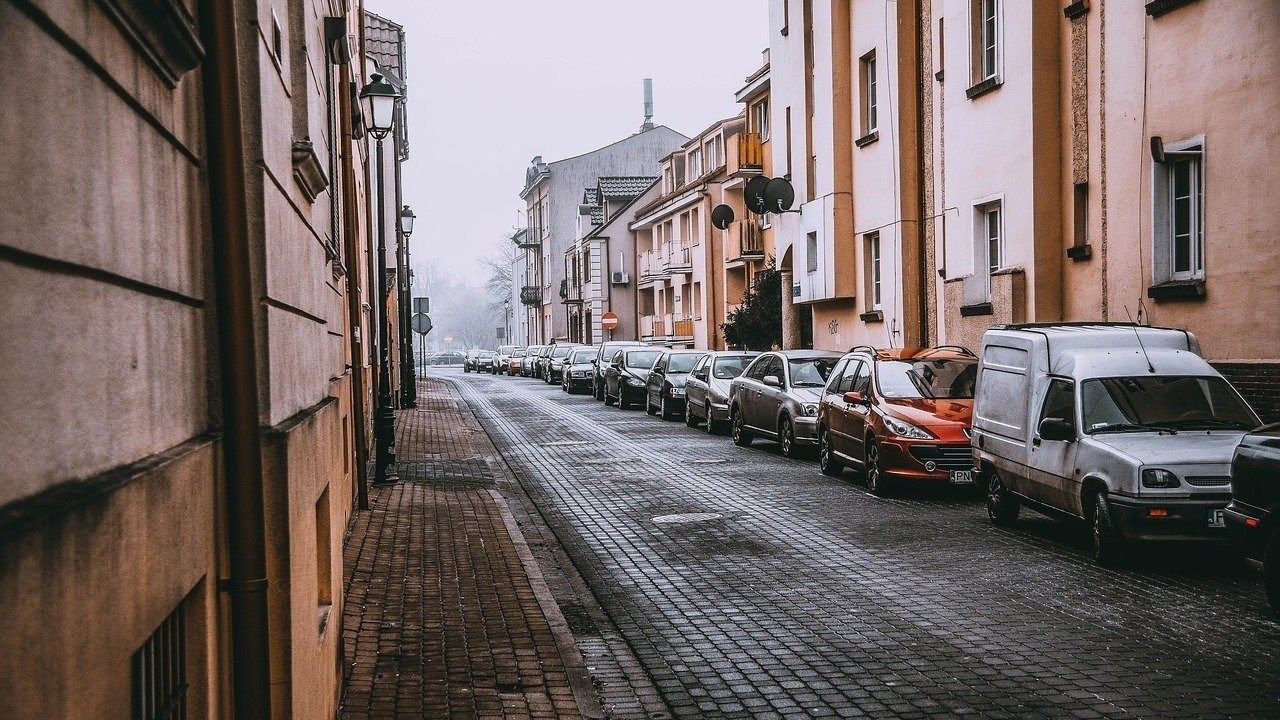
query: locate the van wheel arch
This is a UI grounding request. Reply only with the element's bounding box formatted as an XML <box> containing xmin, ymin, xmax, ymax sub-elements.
<box><xmin>1080</xmin><ymin>477</ymin><xmax>1109</xmax><ymax>520</ymax></box>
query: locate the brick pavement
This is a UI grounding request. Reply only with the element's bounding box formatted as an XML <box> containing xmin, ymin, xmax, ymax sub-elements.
<box><xmin>338</xmin><ymin>377</ymin><xmax>594</xmax><ymax>720</ymax></box>
<box><xmin>453</xmin><ymin>368</ymin><xmax>1280</xmax><ymax>720</ymax></box>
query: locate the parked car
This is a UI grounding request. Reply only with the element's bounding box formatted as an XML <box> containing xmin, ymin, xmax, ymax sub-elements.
<box><xmin>684</xmin><ymin>351</ymin><xmax>760</xmax><ymax>433</ymax></box>
<box><xmin>816</xmin><ymin>347</ymin><xmax>978</xmax><ymax>495</ymax></box>
<box><xmin>531</xmin><ymin>344</ymin><xmax>555</xmax><ymax>380</ymax></box>
<box><xmin>730</xmin><ymin>350</ymin><xmax>843</xmax><ymax>457</ymax></box>
<box><xmin>545</xmin><ymin>343</ymin><xmax>581</xmax><ymax>383</ymax></box>
<box><xmin>645</xmin><ymin>350</ymin><xmax>708</xmax><ymax>420</ymax></box>
<box><xmin>593</xmin><ymin>341</ymin><xmax>644</xmax><ymax>400</ymax></box>
<box><xmin>506</xmin><ymin>347</ymin><xmax>527</xmax><ymax>375</ymax></box>
<box><xmin>604</xmin><ymin>347</ymin><xmax>664</xmax><ymax>409</ymax></box>
<box><xmin>476</xmin><ymin>350</ymin><xmax>498</xmax><ymax>373</ymax></box>
<box><xmin>562</xmin><ymin>347</ymin><xmax>599</xmax><ymax>394</ymax></box>
<box><xmin>973</xmin><ymin>323</ymin><xmax>1260</xmax><ymax>565</ymax></box>
<box><xmin>495</xmin><ymin>345</ymin><xmax>522</xmax><ymax>375</ymax></box>
<box><xmin>423</xmin><ymin>350</ymin><xmax>465</xmax><ymax>367</ymax></box>
<box><xmin>522</xmin><ymin>345</ymin><xmax>546</xmax><ymax>377</ymax></box>
<box><xmin>1225</xmin><ymin>423</ymin><xmax>1280</xmax><ymax>615</ymax></box>
<box><xmin>463</xmin><ymin>348</ymin><xmax>482</xmax><ymax>373</ymax></box>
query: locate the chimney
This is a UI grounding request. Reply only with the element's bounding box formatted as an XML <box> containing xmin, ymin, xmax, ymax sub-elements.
<box><xmin>640</xmin><ymin>78</ymin><xmax>654</xmax><ymax>132</ymax></box>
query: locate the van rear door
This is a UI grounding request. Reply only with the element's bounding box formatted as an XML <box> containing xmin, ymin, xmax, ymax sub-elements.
<box><xmin>975</xmin><ymin>339</ymin><xmax>1033</xmax><ymax>488</ymax></box>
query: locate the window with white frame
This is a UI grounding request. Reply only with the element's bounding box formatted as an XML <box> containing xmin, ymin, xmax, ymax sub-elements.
<box><xmin>753</xmin><ymin>99</ymin><xmax>770</xmax><ymax>140</ymax></box>
<box><xmin>971</xmin><ymin>0</ymin><xmax>1000</xmax><ymax>83</ymax></box>
<box><xmin>865</xmin><ymin>232</ymin><xmax>882</xmax><ymax>310</ymax></box>
<box><xmin>806</xmin><ymin>232</ymin><xmax>818</xmax><ymax>273</ymax></box>
<box><xmin>1154</xmin><ymin>139</ymin><xmax>1205</xmax><ymax>282</ymax></box>
<box><xmin>687</xmin><ymin>147</ymin><xmax>703</xmax><ymax>179</ymax></box>
<box><xmin>860</xmin><ymin>51</ymin><xmax>878</xmax><ymax>136</ymax></box>
<box><xmin>705</xmin><ymin>135</ymin><xmax>723</xmax><ymax>168</ymax></box>
<box><xmin>984</xmin><ymin>203</ymin><xmax>1003</xmax><ymax>274</ymax></box>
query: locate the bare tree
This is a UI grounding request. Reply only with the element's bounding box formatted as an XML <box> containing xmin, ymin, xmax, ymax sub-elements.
<box><xmin>480</xmin><ymin>236</ymin><xmax>518</xmax><ymax>310</ymax></box>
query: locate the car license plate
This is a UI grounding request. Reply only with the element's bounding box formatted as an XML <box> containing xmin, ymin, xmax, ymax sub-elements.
<box><xmin>1208</xmin><ymin>509</ymin><xmax>1225</xmax><ymax>528</ymax></box>
<box><xmin>671</xmin><ymin>389</ymin><xmax>684</xmax><ymax>396</ymax></box>
<box><xmin>949</xmin><ymin>470</ymin><xmax>974</xmax><ymax>485</ymax></box>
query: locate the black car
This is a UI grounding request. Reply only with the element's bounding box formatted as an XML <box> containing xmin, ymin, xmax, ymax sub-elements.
<box><xmin>645</xmin><ymin>350</ymin><xmax>708</xmax><ymax>420</ymax></box>
<box><xmin>562</xmin><ymin>347</ymin><xmax>599</xmax><ymax>393</ymax></box>
<box><xmin>592</xmin><ymin>341</ymin><xmax>643</xmax><ymax>400</ymax></box>
<box><xmin>544</xmin><ymin>343</ymin><xmax>581</xmax><ymax>383</ymax></box>
<box><xmin>1225</xmin><ymin>422</ymin><xmax>1280</xmax><ymax>615</ymax></box>
<box><xmin>603</xmin><ymin>347</ymin><xmax>664</xmax><ymax>409</ymax></box>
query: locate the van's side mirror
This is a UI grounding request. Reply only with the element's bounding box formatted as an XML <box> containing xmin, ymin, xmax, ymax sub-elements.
<box><xmin>1038</xmin><ymin>418</ymin><xmax>1076</xmax><ymax>442</ymax></box>
<box><xmin>763</xmin><ymin>375</ymin><xmax>782</xmax><ymax>388</ymax></box>
<box><xmin>843</xmin><ymin>391</ymin><xmax>870</xmax><ymax>406</ymax></box>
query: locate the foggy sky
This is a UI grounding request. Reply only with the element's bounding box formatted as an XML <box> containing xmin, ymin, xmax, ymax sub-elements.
<box><xmin>365</xmin><ymin>0</ymin><xmax>769</xmax><ymax>285</ymax></box>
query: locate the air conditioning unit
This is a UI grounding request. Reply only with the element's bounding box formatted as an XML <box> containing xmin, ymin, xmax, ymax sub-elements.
<box><xmin>610</xmin><ymin>271</ymin><xmax>630</xmax><ymax>285</ymax></box>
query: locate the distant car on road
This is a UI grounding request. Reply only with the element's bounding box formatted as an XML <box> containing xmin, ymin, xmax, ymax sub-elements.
<box><xmin>645</xmin><ymin>350</ymin><xmax>708</xmax><ymax>420</ymax></box>
<box><xmin>495</xmin><ymin>345</ymin><xmax>522</xmax><ymax>375</ymax></box>
<box><xmin>425</xmin><ymin>350</ymin><xmax>465</xmax><ymax>367</ymax></box>
<box><xmin>730</xmin><ymin>350</ymin><xmax>842</xmax><ymax>457</ymax></box>
<box><xmin>531</xmin><ymin>345</ymin><xmax>554</xmax><ymax>380</ymax></box>
<box><xmin>684</xmin><ymin>351</ymin><xmax>759</xmax><ymax>433</ymax></box>
<box><xmin>1225</xmin><ymin>422</ymin><xmax>1280</xmax><ymax>615</ymax></box>
<box><xmin>476</xmin><ymin>350</ymin><xmax>498</xmax><ymax>373</ymax></box>
<box><xmin>522</xmin><ymin>345</ymin><xmax>546</xmax><ymax>377</ymax></box>
<box><xmin>545</xmin><ymin>343</ymin><xmax>581</xmax><ymax>383</ymax></box>
<box><xmin>562</xmin><ymin>347</ymin><xmax>598</xmax><ymax>394</ymax></box>
<box><xmin>463</xmin><ymin>348</ymin><xmax>483</xmax><ymax>373</ymax></box>
<box><xmin>506</xmin><ymin>347</ymin><xmax>527</xmax><ymax>375</ymax></box>
<box><xmin>593</xmin><ymin>341</ymin><xmax>644</xmax><ymax>400</ymax></box>
<box><xmin>604</xmin><ymin>347</ymin><xmax>664</xmax><ymax>409</ymax></box>
<box><xmin>816</xmin><ymin>347</ymin><xmax>978</xmax><ymax>495</ymax></box>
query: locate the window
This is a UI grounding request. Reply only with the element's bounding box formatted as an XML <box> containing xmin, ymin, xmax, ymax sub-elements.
<box><xmin>1170</xmin><ymin>149</ymin><xmax>1202</xmax><ymax>278</ymax></box>
<box><xmin>781</xmin><ymin>0</ymin><xmax>789</xmax><ymax>35</ymax></box>
<box><xmin>973</xmin><ymin>0</ymin><xmax>1000</xmax><ymax>81</ymax></box>
<box><xmin>853</xmin><ymin>361</ymin><xmax>872</xmax><ymax>395</ymax></box>
<box><xmin>784</xmin><ymin>106</ymin><xmax>793</xmax><ymax>176</ymax></box>
<box><xmin>984</xmin><ymin>203</ymin><xmax>1002</xmax><ymax>274</ymax></box>
<box><xmin>687</xmin><ymin>147</ymin><xmax>703</xmax><ymax>179</ymax></box>
<box><xmin>745</xmin><ymin>355</ymin><xmax>772</xmax><ymax>381</ymax></box>
<box><xmin>704</xmin><ymin>136</ymin><xmax>723</xmax><ymax>168</ymax></box>
<box><xmin>662</xmin><ymin>166</ymin><xmax>673</xmax><ymax>194</ymax></box>
<box><xmin>270</xmin><ymin>12</ymin><xmax>283</xmax><ymax>62</ymax></box>
<box><xmin>132</xmin><ymin>602</ymin><xmax>189</xmax><ymax>720</ymax></box>
<box><xmin>876</xmin><ymin>358</ymin><xmax>978</xmax><ymax>399</ymax></box>
<box><xmin>1073</xmin><ymin>182</ymin><xmax>1089</xmax><ymax>250</ymax></box>
<box><xmin>860</xmin><ymin>51</ymin><xmax>878</xmax><ymax>135</ymax></box>
<box><xmin>865</xmin><ymin>232</ymin><xmax>882</xmax><ymax>310</ymax></box>
<box><xmin>806</xmin><ymin>232</ymin><xmax>818</xmax><ymax>273</ymax></box>
<box><xmin>690</xmin><ymin>207</ymin><xmax>701</xmax><ymax>246</ymax></box>
<box><xmin>1038</xmin><ymin>378</ymin><xmax>1077</xmax><ymax>431</ymax></box>
<box><xmin>753</xmin><ymin>99</ymin><xmax>771</xmax><ymax>140</ymax></box>
<box><xmin>832</xmin><ymin>360</ymin><xmax>859</xmax><ymax>394</ymax></box>
<box><xmin>315</xmin><ymin>486</ymin><xmax>332</xmax><ymax>613</ymax></box>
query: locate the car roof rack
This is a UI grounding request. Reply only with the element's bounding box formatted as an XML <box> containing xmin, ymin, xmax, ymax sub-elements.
<box><xmin>930</xmin><ymin>344</ymin><xmax>976</xmax><ymax>357</ymax></box>
<box><xmin>847</xmin><ymin>345</ymin><xmax>877</xmax><ymax>355</ymax></box>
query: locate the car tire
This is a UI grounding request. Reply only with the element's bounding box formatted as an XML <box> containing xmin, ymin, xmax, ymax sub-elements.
<box><xmin>604</xmin><ymin>386</ymin><xmax>616</xmax><ymax>406</ymax></box>
<box><xmin>779</xmin><ymin>416</ymin><xmax>800</xmax><ymax>459</ymax></box>
<box><xmin>986</xmin><ymin>468</ymin><xmax>1020</xmax><ymax>526</ymax></box>
<box><xmin>684</xmin><ymin>402</ymin><xmax>699</xmax><ymax>428</ymax></box>
<box><xmin>646</xmin><ymin>396</ymin><xmax>657</xmax><ymax>415</ymax></box>
<box><xmin>864</xmin><ymin>436</ymin><xmax>892</xmax><ymax>496</ymax></box>
<box><xmin>618</xmin><ymin>391</ymin><xmax>630</xmax><ymax>410</ymax></box>
<box><xmin>731</xmin><ymin>408</ymin><xmax>753</xmax><ymax>447</ymax></box>
<box><xmin>1090</xmin><ymin>491</ymin><xmax>1125</xmax><ymax>567</ymax></box>
<box><xmin>660</xmin><ymin>396</ymin><xmax>675</xmax><ymax>421</ymax></box>
<box><xmin>818</xmin><ymin>429</ymin><xmax>843</xmax><ymax>477</ymax></box>
<box><xmin>1264</xmin><ymin>529</ymin><xmax>1280</xmax><ymax>617</ymax></box>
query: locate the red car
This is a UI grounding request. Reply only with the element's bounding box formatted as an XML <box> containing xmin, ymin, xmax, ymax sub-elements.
<box><xmin>816</xmin><ymin>347</ymin><xmax>978</xmax><ymax>495</ymax></box>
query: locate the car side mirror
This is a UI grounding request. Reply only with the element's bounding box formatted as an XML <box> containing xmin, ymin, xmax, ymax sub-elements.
<box><xmin>763</xmin><ymin>375</ymin><xmax>782</xmax><ymax>388</ymax></box>
<box><xmin>1038</xmin><ymin>418</ymin><xmax>1076</xmax><ymax>442</ymax></box>
<box><xmin>843</xmin><ymin>391</ymin><xmax>869</xmax><ymax>406</ymax></box>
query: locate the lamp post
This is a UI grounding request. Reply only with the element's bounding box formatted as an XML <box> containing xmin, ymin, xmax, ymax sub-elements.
<box><xmin>398</xmin><ymin>205</ymin><xmax>417</xmax><ymax>408</ymax></box>
<box><xmin>361</xmin><ymin>73</ymin><xmax>400</xmax><ymax>485</ymax></box>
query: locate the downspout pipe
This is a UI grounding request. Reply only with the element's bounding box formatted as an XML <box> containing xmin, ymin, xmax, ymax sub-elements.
<box><xmin>338</xmin><ymin>59</ymin><xmax>371</xmax><ymax>510</ymax></box>
<box><xmin>198</xmin><ymin>0</ymin><xmax>272</xmax><ymax>717</ymax></box>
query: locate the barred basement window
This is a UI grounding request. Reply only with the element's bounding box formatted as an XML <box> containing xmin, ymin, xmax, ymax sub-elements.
<box><xmin>132</xmin><ymin>605</ymin><xmax>187</xmax><ymax>720</ymax></box>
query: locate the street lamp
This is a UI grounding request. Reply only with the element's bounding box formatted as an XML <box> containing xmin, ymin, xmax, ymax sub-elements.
<box><xmin>398</xmin><ymin>204</ymin><xmax>418</xmax><ymax>409</ymax></box>
<box><xmin>361</xmin><ymin>73</ymin><xmax>401</xmax><ymax>484</ymax></box>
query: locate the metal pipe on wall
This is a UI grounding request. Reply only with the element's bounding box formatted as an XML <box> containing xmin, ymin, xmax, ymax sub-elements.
<box><xmin>338</xmin><ymin>54</ymin><xmax>371</xmax><ymax>511</ymax></box>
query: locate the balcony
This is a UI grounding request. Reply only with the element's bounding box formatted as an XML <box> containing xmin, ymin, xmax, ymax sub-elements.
<box><xmin>672</xmin><ymin>316</ymin><xmax>694</xmax><ymax>339</ymax></box>
<box><xmin>562</xmin><ymin>279</ymin><xmax>582</xmax><ymax>304</ymax></box>
<box><xmin>520</xmin><ymin>285</ymin><xmax>542</xmax><ymax>305</ymax></box>
<box><xmin>639</xmin><ymin>249</ymin><xmax>665</xmax><ymax>282</ymax></box>
<box><xmin>726</xmin><ymin>221</ymin><xmax>765</xmax><ymax>265</ymax></box>
<box><xmin>515</xmin><ymin>231</ymin><xmax>540</xmax><ymax>249</ymax></box>
<box><xmin>665</xmin><ymin>246</ymin><xmax>693</xmax><ymax>273</ymax></box>
<box><xmin>727</xmin><ymin>132</ymin><xmax>764</xmax><ymax>177</ymax></box>
<box><xmin>640</xmin><ymin>314</ymin><xmax>671</xmax><ymax>339</ymax></box>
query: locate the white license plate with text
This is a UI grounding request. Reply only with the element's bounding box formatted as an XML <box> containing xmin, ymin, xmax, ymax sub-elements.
<box><xmin>949</xmin><ymin>470</ymin><xmax>974</xmax><ymax>485</ymax></box>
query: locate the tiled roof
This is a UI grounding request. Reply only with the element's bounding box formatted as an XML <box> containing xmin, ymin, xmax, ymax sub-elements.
<box><xmin>590</xmin><ymin>207</ymin><xmax>605</xmax><ymax>225</ymax></box>
<box><xmin>362</xmin><ymin>12</ymin><xmax>405</xmax><ymax>84</ymax></box>
<box><xmin>583</xmin><ymin>188</ymin><xmax>600</xmax><ymax>205</ymax></box>
<box><xmin>598</xmin><ymin>176</ymin><xmax>658</xmax><ymax>197</ymax></box>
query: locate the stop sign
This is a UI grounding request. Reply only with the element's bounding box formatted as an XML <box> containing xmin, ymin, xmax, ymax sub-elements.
<box><xmin>600</xmin><ymin>312</ymin><xmax>619</xmax><ymax>331</ymax></box>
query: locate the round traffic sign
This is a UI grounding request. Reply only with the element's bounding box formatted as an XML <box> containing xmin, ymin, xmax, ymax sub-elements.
<box><xmin>412</xmin><ymin>313</ymin><xmax>433</xmax><ymax>335</ymax></box>
<box><xmin>600</xmin><ymin>312</ymin><xmax>619</xmax><ymax>331</ymax></box>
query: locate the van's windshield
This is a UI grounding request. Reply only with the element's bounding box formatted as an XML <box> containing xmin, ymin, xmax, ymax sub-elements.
<box><xmin>1082</xmin><ymin>376</ymin><xmax>1258</xmax><ymax>433</ymax></box>
<box><xmin>876</xmin><ymin>359</ymin><xmax>977</xmax><ymax>399</ymax></box>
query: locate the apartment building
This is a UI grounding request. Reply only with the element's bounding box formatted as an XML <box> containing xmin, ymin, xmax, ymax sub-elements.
<box><xmin>567</xmin><ymin>177</ymin><xmax>660</xmax><ymax>343</ymax></box>
<box><xmin>728</xmin><ymin>52</ymin><xmax>778</xmax><ymax>322</ymax></box>
<box><xmin>631</xmin><ymin>116</ymin><xmax>745</xmax><ymax>349</ymax></box>
<box><xmin>0</xmin><ymin>1</ymin><xmax>394</xmax><ymax>717</ymax></box>
<box><xmin>519</xmin><ymin>125</ymin><xmax>687</xmax><ymax>344</ymax></box>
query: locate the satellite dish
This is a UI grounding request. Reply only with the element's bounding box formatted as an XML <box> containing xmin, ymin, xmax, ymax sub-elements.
<box><xmin>764</xmin><ymin>177</ymin><xmax>796</xmax><ymax>213</ymax></box>
<box><xmin>744</xmin><ymin>176</ymin><xmax>770</xmax><ymax>215</ymax></box>
<box><xmin>711</xmin><ymin>204</ymin><xmax>735</xmax><ymax>230</ymax></box>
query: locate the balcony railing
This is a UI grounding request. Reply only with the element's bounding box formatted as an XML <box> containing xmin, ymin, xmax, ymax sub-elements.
<box><xmin>727</xmin><ymin>132</ymin><xmax>764</xmax><ymax>177</ymax></box>
<box><xmin>672</xmin><ymin>316</ymin><xmax>694</xmax><ymax>338</ymax></box>
<box><xmin>740</xmin><ymin>221</ymin><xmax>764</xmax><ymax>258</ymax></box>
<box><xmin>520</xmin><ymin>285</ymin><xmax>542</xmax><ymax>305</ymax></box>
<box><xmin>666</xmin><ymin>246</ymin><xmax>692</xmax><ymax>273</ymax></box>
<box><xmin>516</xmin><ymin>233</ymin><xmax>540</xmax><ymax>249</ymax></box>
<box><xmin>640</xmin><ymin>314</ymin><xmax>655</xmax><ymax>338</ymax></box>
<box><xmin>563</xmin><ymin>279</ymin><xmax>582</xmax><ymax>303</ymax></box>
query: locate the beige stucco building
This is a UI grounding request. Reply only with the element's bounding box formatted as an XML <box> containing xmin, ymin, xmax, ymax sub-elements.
<box><xmin>0</xmin><ymin>1</ymin><xmax>403</xmax><ymax>717</ymax></box>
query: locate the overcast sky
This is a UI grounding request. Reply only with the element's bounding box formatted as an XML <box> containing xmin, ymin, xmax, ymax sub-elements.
<box><xmin>365</xmin><ymin>1</ymin><xmax>769</xmax><ymax>285</ymax></box>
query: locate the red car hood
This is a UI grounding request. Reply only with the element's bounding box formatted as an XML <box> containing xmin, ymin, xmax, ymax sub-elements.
<box><xmin>882</xmin><ymin>397</ymin><xmax>973</xmax><ymax>439</ymax></box>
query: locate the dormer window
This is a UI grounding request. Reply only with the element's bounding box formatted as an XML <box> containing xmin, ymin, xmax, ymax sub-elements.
<box><xmin>687</xmin><ymin>148</ymin><xmax>703</xmax><ymax>180</ymax></box>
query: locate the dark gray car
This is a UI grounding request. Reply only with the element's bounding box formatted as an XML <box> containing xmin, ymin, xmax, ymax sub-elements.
<box><xmin>684</xmin><ymin>351</ymin><xmax>759</xmax><ymax>433</ymax></box>
<box><xmin>592</xmin><ymin>341</ymin><xmax>644</xmax><ymax>400</ymax></box>
<box><xmin>729</xmin><ymin>350</ymin><xmax>842</xmax><ymax>457</ymax></box>
<box><xmin>644</xmin><ymin>350</ymin><xmax>708</xmax><ymax>420</ymax></box>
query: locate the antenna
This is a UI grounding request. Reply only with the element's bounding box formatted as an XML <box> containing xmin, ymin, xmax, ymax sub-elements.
<box><xmin>641</xmin><ymin>78</ymin><xmax>654</xmax><ymax>131</ymax></box>
<box><xmin>1124</xmin><ymin>306</ymin><xmax>1156</xmax><ymax>373</ymax></box>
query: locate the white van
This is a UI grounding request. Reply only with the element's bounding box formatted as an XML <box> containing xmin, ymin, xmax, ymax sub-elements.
<box><xmin>972</xmin><ymin>323</ymin><xmax>1260</xmax><ymax>564</ymax></box>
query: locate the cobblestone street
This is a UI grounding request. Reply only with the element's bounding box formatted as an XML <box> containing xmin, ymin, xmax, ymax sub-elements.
<box><xmin>445</xmin><ymin>368</ymin><xmax>1280</xmax><ymax>720</ymax></box>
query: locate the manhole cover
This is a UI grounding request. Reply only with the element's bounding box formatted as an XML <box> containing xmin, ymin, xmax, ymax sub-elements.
<box><xmin>652</xmin><ymin>512</ymin><xmax>724</xmax><ymax>524</ymax></box>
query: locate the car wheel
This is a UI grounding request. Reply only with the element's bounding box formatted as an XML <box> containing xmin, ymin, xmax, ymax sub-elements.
<box><xmin>731</xmin><ymin>408</ymin><xmax>753</xmax><ymax>447</ymax></box>
<box><xmin>1264</xmin><ymin>529</ymin><xmax>1280</xmax><ymax>617</ymax></box>
<box><xmin>660</xmin><ymin>396</ymin><xmax>675</xmax><ymax>421</ymax></box>
<box><xmin>818</xmin><ymin>430</ymin><xmax>843</xmax><ymax>477</ymax></box>
<box><xmin>779</xmin><ymin>416</ymin><xmax>799</xmax><ymax>458</ymax></box>
<box><xmin>646</xmin><ymin>395</ymin><xmax>657</xmax><ymax>415</ymax></box>
<box><xmin>684</xmin><ymin>402</ymin><xmax>698</xmax><ymax>428</ymax></box>
<box><xmin>618</xmin><ymin>391</ymin><xmax>630</xmax><ymax>410</ymax></box>
<box><xmin>985</xmin><ymin>468</ymin><xmax>1020</xmax><ymax>526</ymax></box>
<box><xmin>604</xmin><ymin>385</ymin><xmax>616</xmax><ymax>406</ymax></box>
<box><xmin>864</xmin><ymin>436</ymin><xmax>891</xmax><ymax>496</ymax></box>
<box><xmin>1090</xmin><ymin>491</ymin><xmax>1124</xmax><ymax>566</ymax></box>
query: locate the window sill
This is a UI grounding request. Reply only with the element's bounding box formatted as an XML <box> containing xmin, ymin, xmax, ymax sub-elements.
<box><xmin>854</xmin><ymin>130</ymin><xmax>879</xmax><ymax>148</ymax></box>
<box><xmin>966</xmin><ymin>76</ymin><xmax>1002</xmax><ymax>100</ymax></box>
<box><xmin>1066</xmin><ymin>244</ymin><xmax>1092</xmax><ymax>262</ymax></box>
<box><xmin>1147</xmin><ymin>279</ymin><xmax>1206</xmax><ymax>302</ymax></box>
<box><xmin>859</xmin><ymin>310</ymin><xmax>884</xmax><ymax>323</ymax></box>
<box><xmin>960</xmin><ymin>302</ymin><xmax>993</xmax><ymax>317</ymax></box>
<box><xmin>1146</xmin><ymin>0</ymin><xmax>1197</xmax><ymax>18</ymax></box>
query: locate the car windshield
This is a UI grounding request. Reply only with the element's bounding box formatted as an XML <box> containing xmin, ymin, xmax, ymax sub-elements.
<box><xmin>551</xmin><ymin>346</ymin><xmax>575</xmax><ymax>358</ymax></box>
<box><xmin>570</xmin><ymin>349</ymin><xmax>595</xmax><ymax>363</ymax></box>
<box><xmin>666</xmin><ymin>354</ymin><xmax>702</xmax><ymax>373</ymax></box>
<box><xmin>876</xmin><ymin>358</ymin><xmax>977</xmax><ymax>399</ymax></box>
<box><xmin>713</xmin><ymin>356</ymin><xmax>751</xmax><ymax>379</ymax></box>
<box><xmin>788</xmin><ymin>357</ymin><xmax>839</xmax><ymax>387</ymax></box>
<box><xmin>1082</xmin><ymin>376</ymin><xmax>1258</xmax><ymax>433</ymax></box>
<box><xmin>625</xmin><ymin>350</ymin><xmax>662</xmax><ymax>369</ymax></box>
<box><xmin>512</xmin><ymin>349</ymin><xmax>526</xmax><ymax>357</ymax></box>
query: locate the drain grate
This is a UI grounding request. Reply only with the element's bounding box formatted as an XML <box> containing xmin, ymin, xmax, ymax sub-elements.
<box><xmin>652</xmin><ymin>512</ymin><xmax>724</xmax><ymax>524</ymax></box>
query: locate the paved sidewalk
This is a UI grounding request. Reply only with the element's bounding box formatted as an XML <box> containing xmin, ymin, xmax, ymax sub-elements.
<box><xmin>338</xmin><ymin>378</ymin><xmax>592</xmax><ymax>720</ymax></box>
